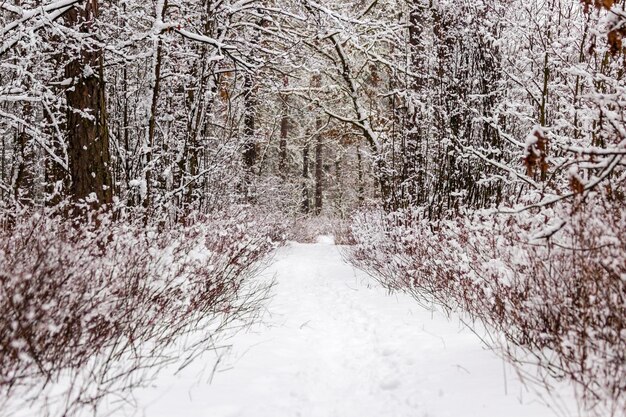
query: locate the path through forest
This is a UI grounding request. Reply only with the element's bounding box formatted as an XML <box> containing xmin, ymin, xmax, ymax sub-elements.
<box><xmin>132</xmin><ymin>238</ymin><xmax>573</xmax><ymax>417</ymax></box>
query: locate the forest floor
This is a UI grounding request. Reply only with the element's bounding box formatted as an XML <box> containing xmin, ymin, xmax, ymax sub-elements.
<box><xmin>129</xmin><ymin>237</ymin><xmax>576</xmax><ymax>417</ymax></box>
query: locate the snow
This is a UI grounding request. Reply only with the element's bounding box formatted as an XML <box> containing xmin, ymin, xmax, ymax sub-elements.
<box><xmin>316</xmin><ymin>234</ymin><xmax>335</xmax><ymax>244</ymax></box>
<box><xmin>126</xmin><ymin>240</ymin><xmax>575</xmax><ymax>417</ymax></box>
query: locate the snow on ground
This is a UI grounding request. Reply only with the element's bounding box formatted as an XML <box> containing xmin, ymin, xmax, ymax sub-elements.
<box><xmin>127</xmin><ymin>238</ymin><xmax>576</xmax><ymax>417</ymax></box>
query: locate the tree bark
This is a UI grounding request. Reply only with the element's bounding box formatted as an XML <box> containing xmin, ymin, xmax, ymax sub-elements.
<box><xmin>314</xmin><ymin>132</ymin><xmax>323</xmax><ymax>215</ymax></box>
<box><xmin>64</xmin><ymin>0</ymin><xmax>113</xmax><ymax>209</ymax></box>
<box><xmin>402</xmin><ymin>0</ymin><xmax>428</xmax><ymax>208</ymax></box>
<box><xmin>279</xmin><ymin>76</ymin><xmax>289</xmax><ymax>179</ymax></box>
<box><xmin>242</xmin><ymin>73</ymin><xmax>257</xmax><ymax>170</ymax></box>
<box><xmin>145</xmin><ymin>0</ymin><xmax>168</xmax><ymax>209</ymax></box>
<box><xmin>356</xmin><ymin>144</ymin><xmax>365</xmax><ymax>204</ymax></box>
<box><xmin>312</xmin><ymin>74</ymin><xmax>323</xmax><ymax>215</ymax></box>
<box><xmin>242</xmin><ymin>72</ymin><xmax>257</xmax><ymax>201</ymax></box>
<box><xmin>302</xmin><ymin>141</ymin><xmax>310</xmax><ymax>213</ymax></box>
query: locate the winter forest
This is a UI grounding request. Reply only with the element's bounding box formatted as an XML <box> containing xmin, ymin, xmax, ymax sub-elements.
<box><xmin>0</xmin><ymin>0</ymin><xmax>624</xmax><ymax>416</ymax></box>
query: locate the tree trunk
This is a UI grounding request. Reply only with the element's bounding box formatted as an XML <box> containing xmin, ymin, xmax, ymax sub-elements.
<box><xmin>302</xmin><ymin>141</ymin><xmax>310</xmax><ymax>213</ymax></box>
<box><xmin>314</xmin><ymin>131</ymin><xmax>323</xmax><ymax>215</ymax></box>
<box><xmin>279</xmin><ymin>76</ymin><xmax>289</xmax><ymax>179</ymax></box>
<box><xmin>145</xmin><ymin>0</ymin><xmax>168</xmax><ymax>209</ymax></box>
<box><xmin>242</xmin><ymin>73</ymin><xmax>257</xmax><ymax>170</ymax></box>
<box><xmin>403</xmin><ymin>0</ymin><xmax>428</xmax><ymax>208</ymax></box>
<box><xmin>64</xmin><ymin>0</ymin><xmax>112</xmax><ymax>210</ymax></box>
<box><xmin>356</xmin><ymin>144</ymin><xmax>365</xmax><ymax>204</ymax></box>
<box><xmin>312</xmin><ymin>74</ymin><xmax>323</xmax><ymax>215</ymax></box>
<box><xmin>242</xmin><ymin>72</ymin><xmax>257</xmax><ymax>200</ymax></box>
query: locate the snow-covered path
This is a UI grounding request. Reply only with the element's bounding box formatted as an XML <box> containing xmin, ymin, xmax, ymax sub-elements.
<box><xmin>132</xmin><ymin>239</ymin><xmax>573</xmax><ymax>417</ymax></box>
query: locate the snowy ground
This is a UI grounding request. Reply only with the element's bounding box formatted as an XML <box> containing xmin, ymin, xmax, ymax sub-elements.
<box><xmin>127</xmin><ymin>238</ymin><xmax>576</xmax><ymax>417</ymax></box>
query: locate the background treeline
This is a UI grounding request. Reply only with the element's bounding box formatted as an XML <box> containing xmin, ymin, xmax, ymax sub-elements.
<box><xmin>0</xmin><ymin>1</ymin><xmax>624</xmax><ymax>218</ymax></box>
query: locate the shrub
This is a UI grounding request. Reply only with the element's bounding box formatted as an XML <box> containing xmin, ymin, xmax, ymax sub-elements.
<box><xmin>345</xmin><ymin>195</ymin><xmax>625</xmax><ymax>416</ymax></box>
<box><xmin>0</xmin><ymin>207</ymin><xmax>283</xmax><ymax>417</ymax></box>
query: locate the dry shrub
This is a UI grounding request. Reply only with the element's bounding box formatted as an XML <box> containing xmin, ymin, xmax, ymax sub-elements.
<box><xmin>286</xmin><ymin>214</ymin><xmax>358</xmax><ymax>245</ymax></box>
<box><xmin>0</xmin><ymin>207</ymin><xmax>283</xmax><ymax>417</ymax></box>
<box><xmin>345</xmin><ymin>194</ymin><xmax>625</xmax><ymax>416</ymax></box>
<box><xmin>287</xmin><ymin>215</ymin><xmax>337</xmax><ymax>243</ymax></box>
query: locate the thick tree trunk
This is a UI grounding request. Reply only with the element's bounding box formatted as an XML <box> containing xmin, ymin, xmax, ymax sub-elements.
<box><xmin>64</xmin><ymin>0</ymin><xmax>112</xmax><ymax>209</ymax></box>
